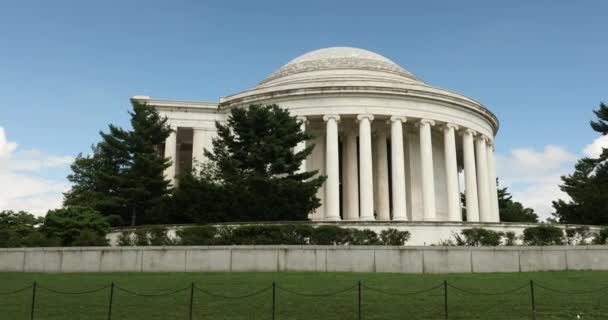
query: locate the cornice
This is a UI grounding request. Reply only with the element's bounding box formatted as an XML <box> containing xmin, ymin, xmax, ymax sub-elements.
<box><xmin>218</xmin><ymin>85</ymin><xmax>499</xmax><ymax>133</ymax></box>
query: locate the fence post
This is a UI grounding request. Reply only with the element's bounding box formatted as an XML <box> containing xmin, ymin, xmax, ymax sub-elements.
<box><xmin>443</xmin><ymin>280</ymin><xmax>448</xmax><ymax>320</ymax></box>
<box><xmin>272</xmin><ymin>282</ymin><xmax>276</xmax><ymax>320</ymax></box>
<box><xmin>358</xmin><ymin>280</ymin><xmax>362</xmax><ymax>320</ymax></box>
<box><xmin>30</xmin><ymin>281</ymin><xmax>37</xmax><ymax>320</ymax></box>
<box><xmin>530</xmin><ymin>280</ymin><xmax>536</xmax><ymax>320</ymax></box>
<box><xmin>107</xmin><ymin>282</ymin><xmax>114</xmax><ymax>320</ymax></box>
<box><xmin>189</xmin><ymin>282</ymin><xmax>194</xmax><ymax>320</ymax></box>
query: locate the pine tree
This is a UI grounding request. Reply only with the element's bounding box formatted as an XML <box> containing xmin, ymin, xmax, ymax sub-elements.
<box><xmin>64</xmin><ymin>101</ymin><xmax>172</xmax><ymax>226</ymax></box>
<box><xmin>497</xmin><ymin>183</ymin><xmax>538</xmax><ymax>222</ymax></box>
<box><xmin>204</xmin><ymin>104</ymin><xmax>325</xmax><ymax>221</ymax></box>
<box><xmin>552</xmin><ymin>102</ymin><xmax>608</xmax><ymax>224</ymax></box>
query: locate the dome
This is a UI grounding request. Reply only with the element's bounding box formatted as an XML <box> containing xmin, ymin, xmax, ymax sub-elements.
<box><xmin>257</xmin><ymin>47</ymin><xmax>422</xmax><ymax>87</ymax></box>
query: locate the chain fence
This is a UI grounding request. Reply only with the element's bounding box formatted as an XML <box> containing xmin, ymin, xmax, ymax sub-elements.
<box><xmin>0</xmin><ymin>279</ymin><xmax>607</xmax><ymax>319</ymax></box>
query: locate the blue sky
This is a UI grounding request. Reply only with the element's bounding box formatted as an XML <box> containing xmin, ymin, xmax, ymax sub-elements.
<box><xmin>0</xmin><ymin>0</ymin><xmax>606</xmax><ymax>218</ymax></box>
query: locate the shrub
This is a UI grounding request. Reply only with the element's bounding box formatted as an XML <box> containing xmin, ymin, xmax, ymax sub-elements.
<box><xmin>380</xmin><ymin>229</ymin><xmax>411</xmax><ymax>245</ymax></box>
<box><xmin>177</xmin><ymin>226</ymin><xmax>219</xmax><ymax>245</ymax></box>
<box><xmin>309</xmin><ymin>226</ymin><xmax>352</xmax><ymax>245</ymax></box>
<box><xmin>148</xmin><ymin>226</ymin><xmax>172</xmax><ymax>246</ymax></box>
<box><xmin>226</xmin><ymin>225</ymin><xmax>306</xmax><ymax>245</ymax></box>
<box><xmin>523</xmin><ymin>225</ymin><xmax>564</xmax><ymax>246</ymax></box>
<box><xmin>349</xmin><ymin>229</ymin><xmax>380</xmax><ymax>245</ymax></box>
<box><xmin>504</xmin><ymin>231</ymin><xmax>517</xmax><ymax>246</ymax></box>
<box><xmin>117</xmin><ymin>231</ymin><xmax>134</xmax><ymax>246</ymax></box>
<box><xmin>72</xmin><ymin>229</ymin><xmax>109</xmax><ymax>246</ymax></box>
<box><xmin>460</xmin><ymin>228</ymin><xmax>503</xmax><ymax>246</ymax></box>
<box><xmin>592</xmin><ymin>227</ymin><xmax>608</xmax><ymax>245</ymax></box>
<box><xmin>130</xmin><ymin>224</ymin><xmax>411</xmax><ymax>246</ymax></box>
<box><xmin>42</xmin><ymin>207</ymin><xmax>110</xmax><ymax>246</ymax></box>
<box><xmin>134</xmin><ymin>228</ymin><xmax>149</xmax><ymax>246</ymax></box>
<box><xmin>565</xmin><ymin>226</ymin><xmax>591</xmax><ymax>245</ymax></box>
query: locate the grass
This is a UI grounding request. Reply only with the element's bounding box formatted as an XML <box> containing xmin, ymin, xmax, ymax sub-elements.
<box><xmin>0</xmin><ymin>271</ymin><xmax>607</xmax><ymax>319</ymax></box>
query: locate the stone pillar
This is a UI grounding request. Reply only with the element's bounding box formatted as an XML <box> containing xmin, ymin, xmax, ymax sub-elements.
<box><xmin>476</xmin><ymin>136</ymin><xmax>492</xmax><ymax>222</ymax></box>
<box><xmin>342</xmin><ymin>128</ymin><xmax>359</xmax><ymax>220</ymax></box>
<box><xmin>323</xmin><ymin>115</ymin><xmax>341</xmax><ymax>221</ymax></box>
<box><xmin>390</xmin><ymin>116</ymin><xmax>408</xmax><ymax>221</ymax></box>
<box><xmin>462</xmin><ymin>129</ymin><xmax>479</xmax><ymax>221</ymax></box>
<box><xmin>164</xmin><ymin>129</ymin><xmax>178</xmax><ymax>186</ymax></box>
<box><xmin>374</xmin><ymin>129</ymin><xmax>390</xmax><ymax>220</ymax></box>
<box><xmin>357</xmin><ymin>114</ymin><xmax>375</xmax><ymax>221</ymax></box>
<box><xmin>192</xmin><ymin>128</ymin><xmax>207</xmax><ymax>167</ymax></box>
<box><xmin>294</xmin><ymin>116</ymin><xmax>308</xmax><ymax>173</ymax></box>
<box><xmin>443</xmin><ymin>123</ymin><xmax>461</xmax><ymax>221</ymax></box>
<box><xmin>419</xmin><ymin>119</ymin><xmax>436</xmax><ymax>221</ymax></box>
<box><xmin>486</xmin><ymin>140</ymin><xmax>500</xmax><ymax>222</ymax></box>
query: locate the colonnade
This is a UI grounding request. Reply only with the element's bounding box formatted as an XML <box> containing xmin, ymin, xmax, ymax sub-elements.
<box><xmin>307</xmin><ymin>114</ymin><xmax>500</xmax><ymax>222</ymax></box>
<box><xmin>162</xmin><ymin>115</ymin><xmax>500</xmax><ymax>223</ymax></box>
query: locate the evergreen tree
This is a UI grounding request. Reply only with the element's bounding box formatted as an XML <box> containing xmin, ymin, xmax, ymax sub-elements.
<box><xmin>64</xmin><ymin>101</ymin><xmax>172</xmax><ymax>226</ymax></box>
<box><xmin>552</xmin><ymin>102</ymin><xmax>608</xmax><ymax>224</ymax></box>
<box><xmin>202</xmin><ymin>104</ymin><xmax>325</xmax><ymax>221</ymax></box>
<box><xmin>497</xmin><ymin>183</ymin><xmax>538</xmax><ymax>222</ymax></box>
<box><xmin>460</xmin><ymin>179</ymin><xmax>538</xmax><ymax>222</ymax></box>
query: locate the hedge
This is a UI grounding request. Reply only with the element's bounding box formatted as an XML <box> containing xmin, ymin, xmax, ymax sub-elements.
<box><xmin>118</xmin><ymin>225</ymin><xmax>411</xmax><ymax>246</ymax></box>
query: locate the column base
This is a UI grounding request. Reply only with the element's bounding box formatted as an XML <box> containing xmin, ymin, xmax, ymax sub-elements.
<box><xmin>358</xmin><ymin>217</ymin><xmax>376</xmax><ymax>222</ymax></box>
<box><xmin>324</xmin><ymin>216</ymin><xmax>341</xmax><ymax>221</ymax></box>
<box><xmin>391</xmin><ymin>217</ymin><xmax>409</xmax><ymax>222</ymax></box>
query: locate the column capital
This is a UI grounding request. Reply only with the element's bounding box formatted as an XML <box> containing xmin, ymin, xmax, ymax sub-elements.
<box><xmin>323</xmin><ymin>114</ymin><xmax>340</xmax><ymax>122</ymax></box>
<box><xmin>296</xmin><ymin>116</ymin><xmax>309</xmax><ymax>123</ymax></box>
<box><xmin>389</xmin><ymin>116</ymin><xmax>407</xmax><ymax>123</ymax></box>
<box><xmin>461</xmin><ymin>128</ymin><xmax>477</xmax><ymax>137</ymax></box>
<box><xmin>418</xmin><ymin>119</ymin><xmax>436</xmax><ymax>127</ymax></box>
<box><xmin>475</xmin><ymin>135</ymin><xmax>490</xmax><ymax>143</ymax></box>
<box><xmin>443</xmin><ymin>123</ymin><xmax>459</xmax><ymax>131</ymax></box>
<box><xmin>357</xmin><ymin>114</ymin><xmax>375</xmax><ymax>122</ymax></box>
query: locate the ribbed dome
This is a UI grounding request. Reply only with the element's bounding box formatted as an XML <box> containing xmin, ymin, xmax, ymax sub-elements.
<box><xmin>257</xmin><ymin>47</ymin><xmax>421</xmax><ymax>87</ymax></box>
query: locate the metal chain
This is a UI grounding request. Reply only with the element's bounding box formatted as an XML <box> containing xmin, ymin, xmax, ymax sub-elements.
<box><xmin>194</xmin><ymin>284</ymin><xmax>272</xmax><ymax>299</ymax></box>
<box><xmin>276</xmin><ymin>284</ymin><xmax>358</xmax><ymax>297</ymax></box>
<box><xmin>360</xmin><ymin>283</ymin><xmax>443</xmax><ymax>296</ymax></box>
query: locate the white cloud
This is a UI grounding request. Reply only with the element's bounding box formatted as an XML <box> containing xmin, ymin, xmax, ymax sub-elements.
<box><xmin>583</xmin><ymin>135</ymin><xmax>608</xmax><ymax>158</ymax></box>
<box><xmin>496</xmin><ymin>145</ymin><xmax>577</xmax><ymax>221</ymax></box>
<box><xmin>0</xmin><ymin>127</ymin><xmax>72</xmax><ymax>216</ymax></box>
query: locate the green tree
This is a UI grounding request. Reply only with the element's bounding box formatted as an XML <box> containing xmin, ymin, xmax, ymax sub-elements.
<box><xmin>552</xmin><ymin>102</ymin><xmax>608</xmax><ymax>224</ymax></box>
<box><xmin>201</xmin><ymin>104</ymin><xmax>325</xmax><ymax>221</ymax></box>
<box><xmin>0</xmin><ymin>210</ymin><xmax>46</xmax><ymax>247</ymax></box>
<box><xmin>497</xmin><ymin>182</ymin><xmax>538</xmax><ymax>222</ymax></box>
<box><xmin>64</xmin><ymin>101</ymin><xmax>173</xmax><ymax>226</ymax></box>
<box><xmin>41</xmin><ymin>207</ymin><xmax>110</xmax><ymax>246</ymax></box>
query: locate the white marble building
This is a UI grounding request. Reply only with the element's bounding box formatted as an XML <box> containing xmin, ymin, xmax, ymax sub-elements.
<box><xmin>132</xmin><ymin>47</ymin><xmax>500</xmax><ymax>223</ymax></box>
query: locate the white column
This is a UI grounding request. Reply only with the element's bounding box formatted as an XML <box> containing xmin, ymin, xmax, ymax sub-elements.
<box><xmin>164</xmin><ymin>129</ymin><xmax>177</xmax><ymax>186</ymax></box>
<box><xmin>374</xmin><ymin>129</ymin><xmax>390</xmax><ymax>220</ymax></box>
<box><xmin>390</xmin><ymin>116</ymin><xmax>408</xmax><ymax>221</ymax></box>
<box><xmin>323</xmin><ymin>115</ymin><xmax>341</xmax><ymax>221</ymax></box>
<box><xmin>343</xmin><ymin>128</ymin><xmax>359</xmax><ymax>220</ymax></box>
<box><xmin>476</xmin><ymin>136</ymin><xmax>492</xmax><ymax>222</ymax></box>
<box><xmin>419</xmin><ymin>119</ymin><xmax>436</xmax><ymax>221</ymax></box>
<box><xmin>486</xmin><ymin>140</ymin><xmax>500</xmax><ymax>222</ymax></box>
<box><xmin>294</xmin><ymin>116</ymin><xmax>308</xmax><ymax>174</ymax></box>
<box><xmin>462</xmin><ymin>129</ymin><xmax>479</xmax><ymax>221</ymax></box>
<box><xmin>443</xmin><ymin>123</ymin><xmax>461</xmax><ymax>221</ymax></box>
<box><xmin>192</xmin><ymin>128</ymin><xmax>207</xmax><ymax>167</ymax></box>
<box><xmin>357</xmin><ymin>114</ymin><xmax>375</xmax><ymax>221</ymax></box>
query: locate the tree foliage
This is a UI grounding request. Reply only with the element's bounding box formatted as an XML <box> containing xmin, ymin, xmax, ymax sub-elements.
<box><xmin>41</xmin><ymin>207</ymin><xmax>110</xmax><ymax>246</ymax></box>
<box><xmin>497</xmin><ymin>181</ymin><xmax>539</xmax><ymax>222</ymax></box>
<box><xmin>170</xmin><ymin>104</ymin><xmax>325</xmax><ymax>222</ymax></box>
<box><xmin>552</xmin><ymin>102</ymin><xmax>608</xmax><ymax>224</ymax></box>
<box><xmin>64</xmin><ymin>101</ymin><xmax>172</xmax><ymax>226</ymax></box>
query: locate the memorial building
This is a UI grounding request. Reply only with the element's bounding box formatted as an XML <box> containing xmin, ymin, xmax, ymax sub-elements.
<box><xmin>131</xmin><ymin>47</ymin><xmax>500</xmax><ymax>223</ymax></box>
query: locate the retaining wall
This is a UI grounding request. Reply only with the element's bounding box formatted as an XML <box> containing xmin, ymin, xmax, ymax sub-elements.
<box><xmin>2</xmin><ymin>246</ymin><xmax>608</xmax><ymax>273</ymax></box>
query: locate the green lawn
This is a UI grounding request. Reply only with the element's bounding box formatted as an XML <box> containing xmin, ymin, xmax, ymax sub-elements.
<box><xmin>0</xmin><ymin>271</ymin><xmax>607</xmax><ymax>319</ymax></box>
